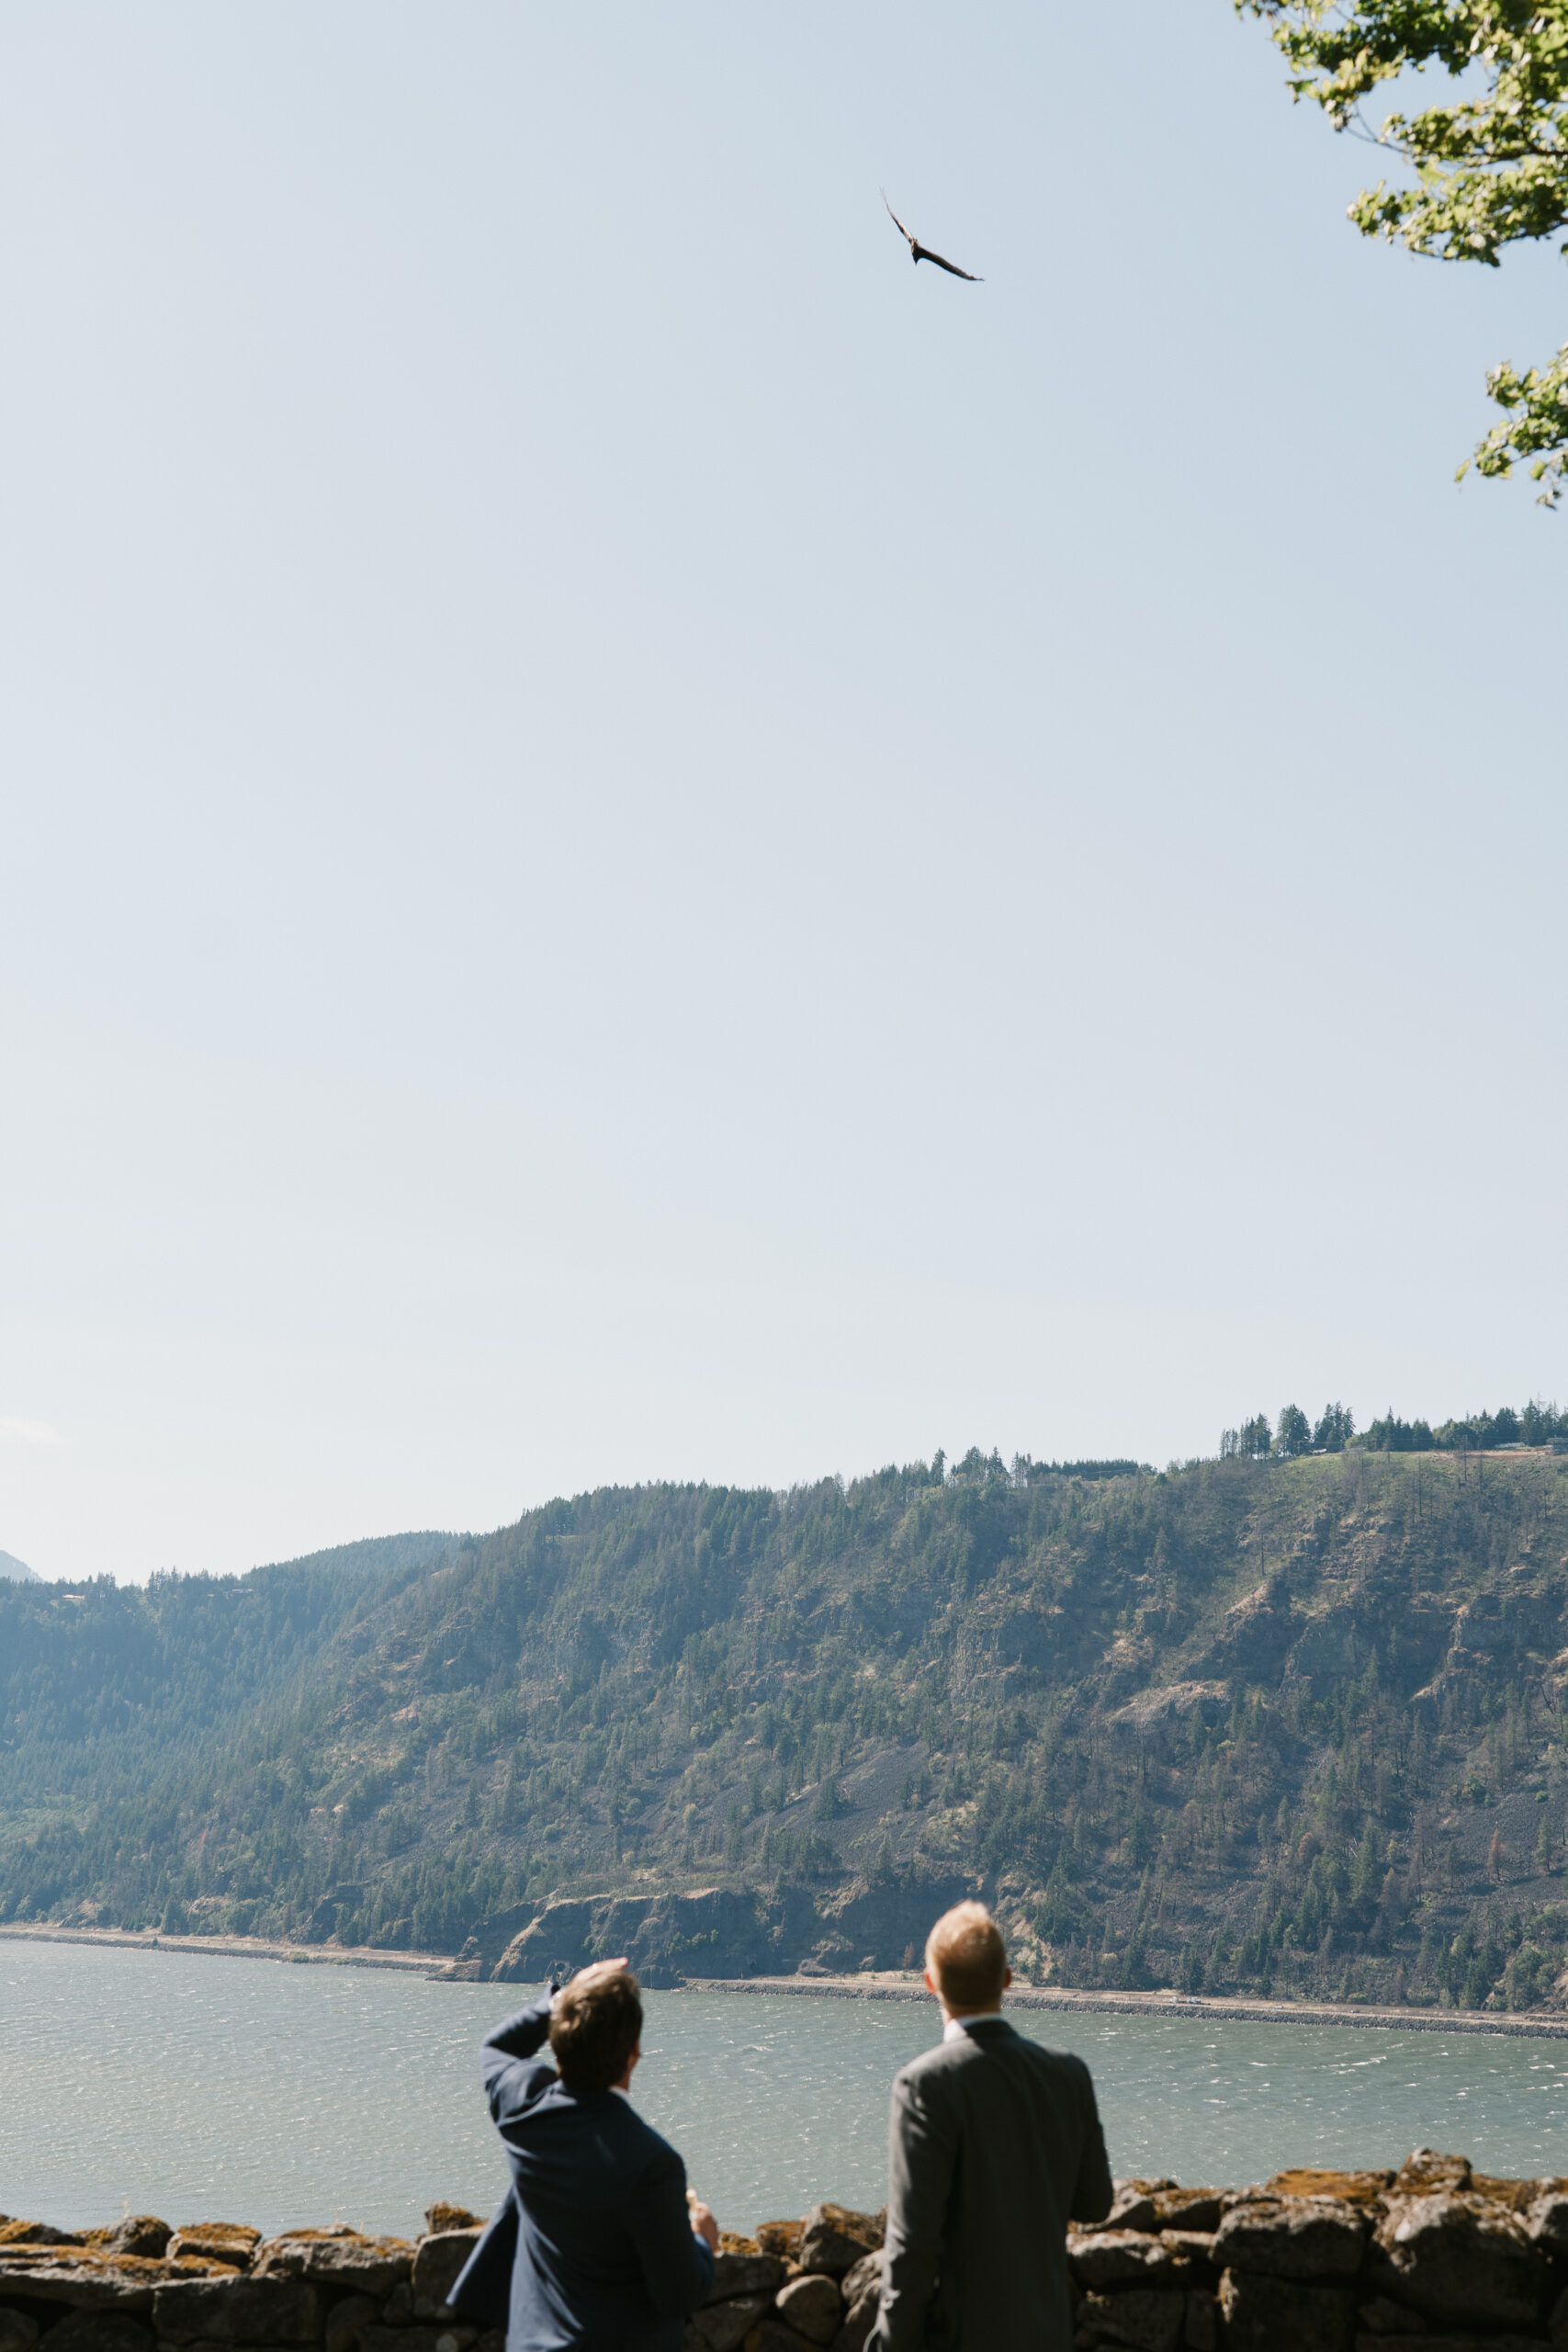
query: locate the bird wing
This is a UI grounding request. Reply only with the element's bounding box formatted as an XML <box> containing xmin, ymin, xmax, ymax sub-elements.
<box><xmin>918</xmin><ymin>244</ymin><xmax>982</xmax><ymax>281</ymax></box>
<box><xmin>881</xmin><ymin>189</ymin><xmax>915</xmax><ymax>248</ymax></box>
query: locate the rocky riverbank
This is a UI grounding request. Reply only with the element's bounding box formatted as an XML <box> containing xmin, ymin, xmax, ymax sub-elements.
<box><xmin>681</xmin><ymin>1976</ymin><xmax>1568</xmax><ymax>2040</ymax></box>
<box><xmin>8</xmin><ymin>2152</ymin><xmax>1568</xmax><ymax>2352</ymax></box>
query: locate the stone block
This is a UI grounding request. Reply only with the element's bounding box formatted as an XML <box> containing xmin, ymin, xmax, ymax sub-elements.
<box><xmin>1470</xmin><ymin>2178</ymin><xmax>1540</xmax><ymax>2215</ymax></box>
<box><xmin>1156</xmin><ymin>2195</ymin><xmax>1224</xmax><ymax>2235</ymax></box>
<box><xmin>1357</xmin><ymin>2301</ymin><xmax>1427</xmax><ymax>2336</ymax></box>
<box><xmin>692</xmin><ymin>2298</ymin><xmax>773</xmax><ymax>2352</ymax></box>
<box><xmin>357</xmin><ymin>2330</ymin><xmax>475</xmax><ymax>2352</ymax></box>
<box><xmin>38</xmin><ymin>2315</ymin><xmax>151</xmax><ymax>2352</ymax></box>
<box><xmin>0</xmin><ymin>2315</ymin><xmax>38</xmax><ymax>2352</ymax></box>
<box><xmin>409</xmin><ymin>2235</ymin><xmax>481</xmax><ymax>2315</ymax></box>
<box><xmin>422</xmin><ymin>2211</ymin><xmax>479</xmax><ymax>2239</ymax></box>
<box><xmin>829</xmin><ymin>2290</ymin><xmax>879</xmax><ymax>2352</ymax></box>
<box><xmin>774</xmin><ymin>2277</ymin><xmax>841</xmax><ymax>2346</ymax></box>
<box><xmin>1399</xmin><ymin>2339</ymin><xmax>1549</xmax><ymax>2352</ymax></box>
<box><xmin>1267</xmin><ymin>2174</ymin><xmax>1393</xmax><ymax>2211</ymax></box>
<box><xmin>1371</xmin><ymin>2196</ymin><xmax>1549</xmax><ymax>2331</ymax></box>
<box><xmin>165</xmin><ymin>2236</ymin><xmax>259</xmax><ymax>2274</ymax></box>
<box><xmin>1213</xmin><ymin>2201</ymin><xmax>1366</xmax><ymax>2281</ymax></box>
<box><xmin>1084</xmin><ymin>2195</ymin><xmax>1161</xmax><ymax>2238</ymax></box>
<box><xmin>323</xmin><ymin>2295</ymin><xmax>379</xmax><ymax>2352</ymax></box>
<box><xmin>707</xmin><ymin>2256</ymin><xmax>787</xmax><ymax>2304</ymax></box>
<box><xmin>1071</xmin><ymin>2233</ymin><xmax>1197</xmax><ymax>2290</ymax></box>
<box><xmin>1527</xmin><ymin>2195</ymin><xmax>1568</xmax><ymax>2258</ymax></box>
<box><xmin>83</xmin><ymin>2223</ymin><xmax>172</xmax><ymax>2263</ymax></box>
<box><xmin>797</xmin><ymin>2211</ymin><xmax>879</xmax><ymax>2280</ymax></box>
<box><xmin>1219</xmin><ymin>2270</ymin><xmax>1353</xmax><ymax>2352</ymax></box>
<box><xmin>0</xmin><ymin>2257</ymin><xmax>159</xmax><ymax>2312</ymax></box>
<box><xmin>254</xmin><ymin>2235</ymin><xmax>412</xmax><ymax>2298</ymax></box>
<box><xmin>1077</xmin><ymin>2288</ymin><xmax>1186</xmax><ymax>2352</ymax></box>
<box><xmin>1391</xmin><ymin>2154</ymin><xmax>1471</xmax><ymax>2199</ymax></box>
<box><xmin>1162</xmin><ymin>2235</ymin><xmax>1218</xmax><ymax>2267</ymax></box>
<box><xmin>175</xmin><ymin>2342</ymin><xmax>338</xmax><ymax>2352</ymax></box>
<box><xmin>1184</xmin><ymin>2293</ymin><xmax>1216</xmax><ymax>2352</ymax></box>
<box><xmin>743</xmin><ymin>2324</ymin><xmax>818</xmax><ymax>2352</ymax></box>
<box><xmin>1552</xmin><ymin>2287</ymin><xmax>1568</xmax><ymax>2352</ymax></box>
<box><xmin>151</xmin><ymin>2278</ymin><xmax>321</xmax><ymax>2345</ymax></box>
<box><xmin>755</xmin><ymin>2227</ymin><xmax>804</xmax><ymax>2265</ymax></box>
<box><xmin>837</xmin><ymin>2256</ymin><xmax>881</xmax><ymax>2310</ymax></box>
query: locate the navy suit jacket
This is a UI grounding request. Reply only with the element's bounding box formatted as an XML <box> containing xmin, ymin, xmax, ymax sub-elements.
<box><xmin>451</xmin><ymin>1994</ymin><xmax>714</xmax><ymax>2352</ymax></box>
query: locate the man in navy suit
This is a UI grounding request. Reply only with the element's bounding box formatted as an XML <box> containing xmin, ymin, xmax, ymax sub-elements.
<box><xmin>456</xmin><ymin>1957</ymin><xmax>716</xmax><ymax>2352</ymax></box>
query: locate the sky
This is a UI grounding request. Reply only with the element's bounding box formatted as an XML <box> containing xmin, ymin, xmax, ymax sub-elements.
<box><xmin>2</xmin><ymin>3</ymin><xmax>1564</xmax><ymax>1584</ymax></box>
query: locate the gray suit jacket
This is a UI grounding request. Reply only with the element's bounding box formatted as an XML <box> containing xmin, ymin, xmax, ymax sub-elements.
<box><xmin>870</xmin><ymin>2015</ymin><xmax>1113</xmax><ymax>2352</ymax></box>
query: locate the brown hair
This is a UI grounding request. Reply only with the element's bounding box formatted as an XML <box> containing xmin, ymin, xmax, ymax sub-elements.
<box><xmin>547</xmin><ymin>1967</ymin><xmax>644</xmax><ymax>2092</ymax></box>
<box><xmin>926</xmin><ymin>1901</ymin><xmax>1008</xmax><ymax>2010</ymax></box>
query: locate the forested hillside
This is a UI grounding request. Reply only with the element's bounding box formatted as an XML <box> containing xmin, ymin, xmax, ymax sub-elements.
<box><xmin>6</xmin><ymin>1452</ymin><xmax>1568</xmax><ymax>2011</ymax></box>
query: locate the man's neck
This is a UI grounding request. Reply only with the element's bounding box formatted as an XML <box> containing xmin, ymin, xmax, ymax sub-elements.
<box><xmin>941</xmin><ymin>2003</ymin><xmax>1003</xmax><ymax>2028</ymax></box>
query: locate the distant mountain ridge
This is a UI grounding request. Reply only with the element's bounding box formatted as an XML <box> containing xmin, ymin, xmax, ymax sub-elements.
<box><xmin>6</xmin><ymin>1453</ymin><xmax>1568</xmax><ymax>2014</ymax></box>
<box><xmin>0</xmin><ymin>1551</ymin><xmax>37</xmax><ymax>1582</ymax></box>
<box><xmin>248</xmin><ymin>1531</ymin><xmax>461</xmax><ymax>1579</ymax></box>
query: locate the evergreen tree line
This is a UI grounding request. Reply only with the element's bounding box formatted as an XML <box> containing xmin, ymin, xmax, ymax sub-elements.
<box><xmin>1223</xmin><ymin>1397</ymin><xmax>1568</xmax><ymax>1462</ymax></box>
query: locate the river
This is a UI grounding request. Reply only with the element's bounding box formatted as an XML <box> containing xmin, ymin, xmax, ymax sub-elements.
<box><xmin>3</xmin><ymin>1940</ymin><xmax>1567</xmax><ymax>2236</ymax></box>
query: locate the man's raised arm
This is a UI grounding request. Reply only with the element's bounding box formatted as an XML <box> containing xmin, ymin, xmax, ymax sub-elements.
<box><xmin>481</xmin><ymin>1991</ymin><xmax>557</xmax><ymax>2126</ymax></box>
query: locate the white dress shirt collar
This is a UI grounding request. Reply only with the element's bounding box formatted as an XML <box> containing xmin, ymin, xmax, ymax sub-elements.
<box><xmin>942</xmin><ymin>2008</ymin><xmax>1003</xmax><ymax>2041</ymax></box>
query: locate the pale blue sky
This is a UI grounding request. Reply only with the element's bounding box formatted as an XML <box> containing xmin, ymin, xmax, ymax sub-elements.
<box><xmin>2</xmin><ymin>3</ymin><xmax>1563</xmax><ymax>1581</ymax></box>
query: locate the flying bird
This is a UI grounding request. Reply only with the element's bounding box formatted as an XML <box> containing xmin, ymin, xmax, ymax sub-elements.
<box><xmin>881</xmin><ymin>192</ymin><xmax>983</xmax><ymax>281</ymax></box>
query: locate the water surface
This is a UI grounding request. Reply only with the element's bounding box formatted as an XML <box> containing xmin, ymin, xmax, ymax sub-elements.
<box><xmin>3</xmin><ymin>1941</ymin><xmax>1566</xmax><ymax>2235</ymax></box>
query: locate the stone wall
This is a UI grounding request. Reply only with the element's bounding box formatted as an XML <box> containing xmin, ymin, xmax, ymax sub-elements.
<box><xmin>1063</xmin><ymin>2150</ymin><xmax>1568</xmax><ymax>2352</ymax></box>
<box><xmin>6</xmin><ymin>2151</ymin><xmax>1568</xmax><ymax>2352</ymax></box>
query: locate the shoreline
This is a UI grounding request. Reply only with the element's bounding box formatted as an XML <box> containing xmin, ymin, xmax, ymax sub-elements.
<box><xmin>682</xmin><ymin>1973</ymin><xmax>1568</xmax><ymax>2040</ymax></box>
<box><xmin>9</xmin><ymin>1925</ymin><xmax>1568</xmax><ymax>2040</ymax></box>
<box><xmin>0</xmin><ymin>1920</ymin><xmax>446</xmax><ymax>1973</ymax></box>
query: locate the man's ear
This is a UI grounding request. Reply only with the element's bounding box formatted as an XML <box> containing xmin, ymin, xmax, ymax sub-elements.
<box><xmin>923</xmin><ymin>1967</ymin><xmax>937</xmax><ymax>1996</ymax></box>
<box><xmin>1003</xmin><ymin>1965</ymin><xmax>1014</xmax><ymax>1989</ymax></box>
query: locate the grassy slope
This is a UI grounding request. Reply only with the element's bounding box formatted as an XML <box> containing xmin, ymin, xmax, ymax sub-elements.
<box><xmin>5</xmin><ymin>1455</ymin><xmax>1568</xmax><ymax>2008</ymax></box>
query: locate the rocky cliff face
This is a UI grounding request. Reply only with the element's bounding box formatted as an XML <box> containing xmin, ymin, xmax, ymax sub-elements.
<box><xmin>443</xmin><ymin>1875</ymin><xmax>977</xmax><ymax>1986</ymax></box>
<box><xmin>6</xmin><ymin>2153</ymin><xmax>1568</xmax><ymax>2352</ymax></box>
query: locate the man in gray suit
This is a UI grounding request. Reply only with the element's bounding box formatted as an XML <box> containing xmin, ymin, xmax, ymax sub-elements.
<box><xmin>870</xmin><ymin>1902</ymin><xmax>1113</xmax><ymax>2352</ymax></box>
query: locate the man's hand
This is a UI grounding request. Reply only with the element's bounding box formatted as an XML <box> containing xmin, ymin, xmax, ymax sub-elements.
<box><xmin>558</xmin><ymin>1955</ymin><xmax>629</xmax><ymax>1998</ymax></box>
<box><xmin>690</xmin><ymin>2200</ymin><xmax>719</xmax><ymax>2253</ymax></box>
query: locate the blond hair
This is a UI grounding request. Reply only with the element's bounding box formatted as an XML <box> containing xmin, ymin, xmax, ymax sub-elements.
<box><xmin>926</xmin><ymin>1901</ymin><xmax>1007</xmax><ymax>2010</ymax></box>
